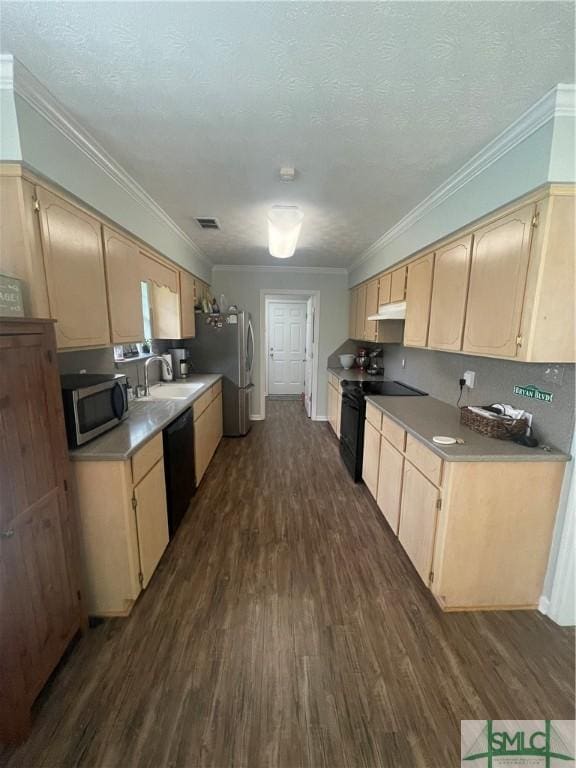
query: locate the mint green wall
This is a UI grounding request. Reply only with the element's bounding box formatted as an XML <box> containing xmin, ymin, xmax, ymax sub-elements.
<box><xmin>0</xmin><ymin>89</ymin><xmax>21</xmax><ymax>160</ymax></box>
<box><xmin>349</xmin><ymin>121</ymin><xmax>557</xmax><ymax>286</ymax></box>
<box><xmin>211</xmin><ymin>269</ymin><xmax>349</xmax><ymax>418</ymax></box>
<box><xmin>12</xmin><ymin>95</ymin><xmax>210</xmax><ymax>282</ymax></box>
<box><xmin>549</xmin><ymin>115</ymin><xmax>576</xmax><ymax>182</ymax></box>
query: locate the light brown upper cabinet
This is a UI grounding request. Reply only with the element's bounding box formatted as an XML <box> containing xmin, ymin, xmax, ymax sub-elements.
<box><xmin>102</xmin><ymin>227</ymin><xmax>144</xmax><ymax>344</ymax></box>
<box><xmin>516</xmin><ymin>190</ymin><xmax>575</xmax><ymax>362</ymax></box>
<box><xmin>348</xmin><ymin>287</ymin><xmax>358</xmax><ymax>338</ymax></box>
<box><xmin>462</xmin><ymin>204</ymin><xmax>534</xmax><ymax>358</ymax></box>
<box><xmin>428</xmin><ymin>235</ymin><xmax>473</xmax><ymax>351</ymax></box>
<box><xmin>378</xmin><ymin>273</ymin><xmax>391</xmax><ymax>306</ymax></box>
<box><xmin>141</xmin><ymin>252</ymin><xmax>181</xmax><ymax>339</ymax></box>
<box><xmin>390</xmin><ymin>267</ymin><xmax>407</xmax><ymax>302</ymax></box>
<box><xmin>36</xmin><ymin>188</ymin><xmax>111</xmax><ymax>349</ymax></box>
<box><xmin>355</xmin><ymin>283</ymin><xmax>367</xmax><ymax>341</ymax></box>
<box><xmin>403</xmin><ymin>252</ymin><xmax>434</xmax><ymax>347</ymax></box>
<box><xmin>364</xmin><ymin>278</ymin><xmax>379</xmax><ymax>341</ymax></box>
<box><xmin>179</xmin><ymin>270</ymin><xmax>196</xmax><ymax>339</ymax></box>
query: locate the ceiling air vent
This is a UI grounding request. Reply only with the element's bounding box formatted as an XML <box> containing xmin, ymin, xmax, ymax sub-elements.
<box><xmin>195</xmin><ymin>217</ymin><xmax>220</xmax><ymax>230</ymax></box>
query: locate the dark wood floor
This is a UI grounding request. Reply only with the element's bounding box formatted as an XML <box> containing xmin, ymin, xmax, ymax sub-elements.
<box><xmin>2</xmin><ymin>401</ymin><xmax>574</xmax><ymax>768</ymax></box>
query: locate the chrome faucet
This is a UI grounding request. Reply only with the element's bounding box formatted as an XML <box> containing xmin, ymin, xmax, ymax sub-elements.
<box><xmin>143</xmin><ymin>355</ymin><xmax>172</xmax><ymax>396</ymax></box>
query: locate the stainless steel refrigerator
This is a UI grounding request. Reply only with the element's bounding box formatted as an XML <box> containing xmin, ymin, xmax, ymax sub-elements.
<box><xmin>187</xmin><ymin>311</ymin><xmax>255</xmax><ymax>436</ymax></box>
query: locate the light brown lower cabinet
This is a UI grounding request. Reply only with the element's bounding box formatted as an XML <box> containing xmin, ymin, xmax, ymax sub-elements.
<box><xmin>194</xmin><ymin>383</ymin><xmax>223</xmax><ymax>485</ymax></box>
<box><xmin>0</xmin><ymin>319</ymin><xmax>85</xmax><ymax>744</ymax></box>
<box><xmin>70</xmin><ymin>433</ymin><xmax>169</xmax><ymax>617</ymax></box>
<box><xmin>362</xmin><ymin>407</ymin><xmax>566</xmax><ymax>610</ymax></box>
<box><xmin>362</xmin><ymin>421</ymin><xmax>380</xmax><ymax>497</ymax></box>
<box><xmin>376</xmin><ymin>437</ymin><xmax>404</xmax><ymax>534</ymax></box>
<box><xmin>327</xmin><ymin>378</ymin><xmax>342</xmax><ymax>438</ymax></box>
<box><xmin>398</xmin><ymin>462</ymin><xmax>439</xmax><ymax>584</ymax></box>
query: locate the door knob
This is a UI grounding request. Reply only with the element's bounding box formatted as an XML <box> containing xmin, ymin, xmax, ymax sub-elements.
<box><xmin>0</xmin><ymin>529</ymin><xmax>14</xmax><ymax>539</ymax></box>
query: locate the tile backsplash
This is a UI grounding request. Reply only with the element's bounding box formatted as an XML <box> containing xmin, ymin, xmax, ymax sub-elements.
<box><xmin>330</xmin><ymin>341</ymin><xmax>575</xmax><ymax>453</ymax></box>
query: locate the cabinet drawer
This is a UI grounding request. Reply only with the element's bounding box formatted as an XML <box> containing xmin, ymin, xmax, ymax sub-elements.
<box><xmin>193</xmin><ymin>389</ymin><xmax>213</xmax><ymax>420</ymax></box>
<box><xmin>328</xmin><ymin>372</ymin><xmax>339</xmax><ymax>389</ymax></box>
<box><xmin>365</xmin><ymin>401</ymin><xmax>382</xmax><ymax>430</ymax></box>
<box><xmin>405</xmin><ymin>434</ymin><xmax>443</xmax><ymax>486</ymax></box>
<box><xmin>380</xmin><ymin>413</ymin><xmax>406</xmax><ymax>452</ymax></box>
<box><xmin>132</xmin><ymin>433</ymin><xmax>163</xmax><ymax>486</ymax></box>
<box><xmin>212</xmin><ymin>379</ymin><xmax>222</xmax><ymax>399</ymax></box>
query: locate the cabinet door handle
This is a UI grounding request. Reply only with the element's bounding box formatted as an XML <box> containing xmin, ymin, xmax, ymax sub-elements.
<box><xmin>0</xmin><ymin>529</ymin><xmax>14</xmax><ymax>539</ymax></box>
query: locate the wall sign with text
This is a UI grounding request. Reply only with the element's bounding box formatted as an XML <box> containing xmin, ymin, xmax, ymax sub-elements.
<box><xmin>513</xmin><ymin>385</ymin><xmax>554</xmax><ymax>404</ymax></box>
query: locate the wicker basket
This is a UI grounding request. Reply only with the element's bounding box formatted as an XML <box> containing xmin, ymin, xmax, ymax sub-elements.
<box><xmin>460</xmin><ymin>406</ymin><xmax>528</xmax><ymax>441</ymax></box>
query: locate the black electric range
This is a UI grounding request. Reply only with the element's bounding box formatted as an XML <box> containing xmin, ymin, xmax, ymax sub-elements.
<box><xmin>339</xmin><ymin>380</ymin><xmax>427</xmax><ymax>482</ymax></box>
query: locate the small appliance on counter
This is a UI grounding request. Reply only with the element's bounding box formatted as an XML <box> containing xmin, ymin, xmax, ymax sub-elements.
<box><xmin>339</xmin><ymin>354</ymin><xmax>356</xmax><ymax>370</ymax></box>
<box><xmin>161</xmin><ymin>354</ymin><xmax>174</xmax><ymax>381</ymax></box>
<box><xmin>356</xmin><ymin>348</ymin><xmax>370</xmax><ymax>372</ymax></box>
<box><xmin>169</xmin><ymin>348</ymin><xmax>190</xmax><ymax>379</ymax></box>
<box><xmin>60</xmin><ymin>373</ymin><xmax>128</xmax><ymax>448</ymax></box>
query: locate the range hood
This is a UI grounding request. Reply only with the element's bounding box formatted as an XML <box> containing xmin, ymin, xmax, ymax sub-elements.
<box><xmin>368</xmin><ymin>301</ymin><xmax>406</xmax><ymax>321</ymax></box>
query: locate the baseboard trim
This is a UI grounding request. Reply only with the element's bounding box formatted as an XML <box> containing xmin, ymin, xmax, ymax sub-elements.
<box><xmin>538</xmin><ymin>596</ymin><xmax>550</xmax><ymax>615</ymax></box>
<box><xmin>312</xmin><ymin>415</ymin><xmax>328</xmax><ymax>421</ymax></box>
<box><xmin>250</xmin><ymin>414</ymin><xmax>265</xmax><ymax>421</ymax></box>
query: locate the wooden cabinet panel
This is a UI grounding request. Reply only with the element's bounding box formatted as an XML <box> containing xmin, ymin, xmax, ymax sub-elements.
<box><xmin>362</xmin><ymin>420</ymin><xmax>380</xmax><ymax>499</ymax></box>
<box><xmin>131</xmin><ymin>433</ymin><xmax>163</xmax><ymax>486</ymax></box>
<box><xmin>380</xmin><ymin>413</ymin><xmax>406</xmax><ymax>452</ymax></box>
<box><xmin>327</xmin><ymin>383</ymin><xmax>337</xmax><ymax>435</ymax></box>
<box><xmin>180</xmin><ymin>270</ymin><xmax>196</xmax><ymax>339</ymax></box>
<box><xmin>355</xmin><ymin>284</ymin><xmax>367</xmax><ymax>340</ymax></box>
<box><xmin>398</xmin><ymin>462</ymin><xmax>439</xmax><ymax>585</ymax></box>
<box><xmin>378</xmin><ymin>274</ymin><xmax>391</xmax><ymax>306</ymax></box>
<box><xmin>463</xmin><ymin>204</ymin><xmax>535</xmax><ymax>357</ymax></box>
<box><xmin>428</xmin><ymin>235</ymin><xmax>472</xmax><ymax>351</ymax></box>
<box><xmin>403</xmin><ymin>253</ymin><xmax>434</xmax><ymax>348</ymax></box>
<box><xmin>364</xmin><ymin>279</ymin><xmax>379</xmax><ymax>341</ymax></box>
<box><xmin>405</xmin><ymin>435</ymin><xmax>443</xmax><ymax>486</ymax></box>
<box><xmin>365</xmin><ymin>401</ymin><xmax>382</xmax><ymax>431</ymax></box>
<box><xmin>390</xmin><ymin>267</ymin><xmax>407</xmax><ymax>302</ymax></box>
<box><xmin>194</xmin><ymin>393</ymin><xmax>223</xmax><ymax>486</ymax></box>
<box><xmin>102</xmin><ymin>227</ymin><xmax>144</xmax><ymax>344</ymax></box>
<box><xmin>0</xmin><ymin>320</ymin><xmax>82</xmax><ymax>743</ymax></box>
<box><xmin>348</xmin><ymin>288</ymin><xmax>358</xmax><ymax>339</ymax></box>
<box><xmin>149</xmin><ymin>283</ymin><xmax>180</xmax><ymax>339</ymax></box>
<box><xmin>133</xmin><ymin>458</ymin><xmax>169</xmax><ymax>589</ymax></box>
<box><xmin>36</xmin><ymin>188</ymin><xmax>110</xmax><ymax>349</ymax></box>
<box><xmin>376</xmin><ymin>439</ymin><xmax>404</xmax><ymax>534</ymax></box>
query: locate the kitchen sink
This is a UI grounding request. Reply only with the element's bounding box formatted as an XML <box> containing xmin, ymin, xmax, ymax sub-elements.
<box><xmin>147</xmin><ymin>382</ymin><xmax>205</xmax><ymax>399</ymax></box>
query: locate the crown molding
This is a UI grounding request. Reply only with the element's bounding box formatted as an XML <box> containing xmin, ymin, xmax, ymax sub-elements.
<box><xmin>4</xmin><ymin>55</ymin><xmax>211</xmax><ymax>267</ymax></box>
<box><xmin>350</xmin><ymin>83</ymin><xmax>575</xmax><ymax>272</ymax></box>
<box><xmin>212</xmin><ymin>264</ymin><xmax>348</xmax><ymax>275</ymax></box>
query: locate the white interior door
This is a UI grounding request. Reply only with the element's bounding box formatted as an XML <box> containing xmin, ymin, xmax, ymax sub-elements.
<box><xmin>304</xmin><ymin>297</ymin><xmax>314</xmax><ymax>416</ymax></box>
<box><xmin>267</xmin><ymin>301</ymin><xmax>307</xmax><ymax>396</ymax></box>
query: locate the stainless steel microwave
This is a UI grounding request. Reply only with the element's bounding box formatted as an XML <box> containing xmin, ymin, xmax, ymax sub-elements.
<box><xmin>61</xmin><ymin>373</ymin><xmax>128</xmax><ymax>448</ymax></box>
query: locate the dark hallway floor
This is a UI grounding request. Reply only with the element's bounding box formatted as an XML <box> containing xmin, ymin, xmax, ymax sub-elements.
<box><xmin>1</xmin><ymin>401</ymin><xmax>574</xmax><ymax>768</ymax></box>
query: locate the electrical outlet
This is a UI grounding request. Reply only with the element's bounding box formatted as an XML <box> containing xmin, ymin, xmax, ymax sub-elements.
<box><xmin>543</xmin><ymin>365</ymin><xmax>564</xmax><ymax>385</ymax></box>
<box><xmin>463</xmin><ymin>370</ymin><xmax>476</xmax><ymax>389</ymax></box>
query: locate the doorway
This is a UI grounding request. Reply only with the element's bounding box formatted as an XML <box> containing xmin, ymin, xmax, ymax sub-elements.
<box><xmin>267</xmin><ymin>301</ymin><xmax>307</xmax><ymax>397</ymax></box>
<box><xmin>260</xmin><ymin>290</ymin><xmax>320</xmax><ymax>420</ymax></box>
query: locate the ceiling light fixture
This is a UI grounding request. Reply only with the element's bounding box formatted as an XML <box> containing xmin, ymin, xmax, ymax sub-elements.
<box><xmin>267</xmin><ymin>205</ymin><xmax>304</xmax><ymax>259</ymax></box>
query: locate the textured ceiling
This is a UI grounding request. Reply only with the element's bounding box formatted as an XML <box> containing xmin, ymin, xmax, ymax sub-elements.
<box><xmin>1</xmin><ymin>2</ymin><xmax>574</xmax><ymax>268</ymax></box>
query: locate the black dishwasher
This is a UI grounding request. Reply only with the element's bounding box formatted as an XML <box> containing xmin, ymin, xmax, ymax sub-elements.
<box><xmin>163</xmin><ymin>408</ymin><xmax>196</xmax><ymax>538</ymax></box>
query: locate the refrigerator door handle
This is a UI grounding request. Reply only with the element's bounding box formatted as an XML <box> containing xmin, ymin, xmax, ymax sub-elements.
<box><xmin>247</xmin><ymin>320</ymin><xmax>255</xmax><ymax>378</ymax></box>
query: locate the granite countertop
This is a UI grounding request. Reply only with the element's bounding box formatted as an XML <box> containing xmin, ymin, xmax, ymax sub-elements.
<box><xmin>328</xmin><ymin>367</ymin><xmax>386</xmax><ymax>383</ymax></box>
<box><xmin>365</xmin><ymin>394</ymin><xmax>570</xmax><ymax>463</ymax></box>
<box><xmin>69</xmin><ymin>374</ymin><xmax>222</xmax><ymax>462</ymax></box>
